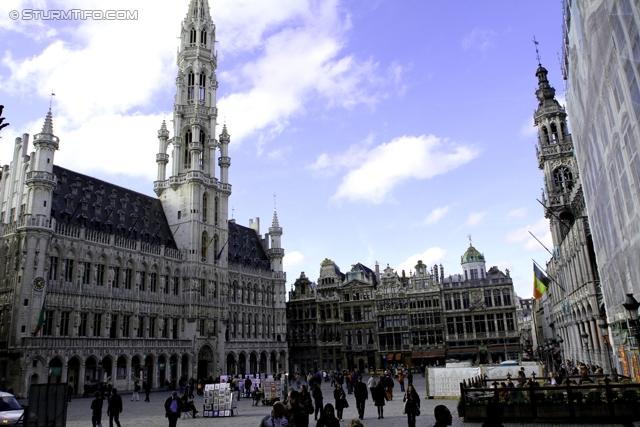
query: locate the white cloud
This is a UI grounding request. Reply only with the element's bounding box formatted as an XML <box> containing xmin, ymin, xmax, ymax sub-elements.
<box><xmin>309</xmin><ymin>133</ymin><xmax>374</xmax><ymax>175</ymax></box>
<box><xmin>395</xmin><ymin>247</ymin><xmax>447</xmax><ymax>276</ymax></box>
<box><xmin>467</xmin><ymin>211</ymin><xmax>486</xmax><ymax>227</ymax></box>
<box><xmin>506</xmin><ymin>208</ymin><xmax>527</xmax><ymax>219</ymax></box>
<box><xmin>330</xmin><ymin>134</ymin><xmax>479</xmax><ymax>204</ymax></box>
<box><xmin>0</xmin><ymin>0</ymin><xmax>389</xmax><ymax>175</ymax></box>
<box><xmin>462</xmin><ymin>29</ymin><xmax>497</xmax><ymax>51</ymax></box>
<box><xmin>505</xmin><ymin>217</ymin><xmax>551</xmax><ymax>252</ymax></box>
<box><xmin>424</xmin><ymin>206</ymin><xmax>450</xmax><ymax>225</ymax></box>
<box><xmin>283</xmin><ymin>250</ymin><xmax>310</xmax><ymax>272</ymax></box>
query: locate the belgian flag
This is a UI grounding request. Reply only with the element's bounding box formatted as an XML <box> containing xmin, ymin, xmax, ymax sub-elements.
<box><xmin>533</xmin><ymin>263</ymin><xmax>549</xmax><ymax>300</ymax></box>
<box><xmin>32</xmin><ymin>293</ymin><xmax>46</xmax><ymax>336</ymax></box>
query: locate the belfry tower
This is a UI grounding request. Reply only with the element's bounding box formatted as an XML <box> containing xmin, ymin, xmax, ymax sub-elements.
<box><xmin>534</xmin><ymin>63</ymin><xmax>577</xmax><ymax>244</ymax></box>
<box><xmin>154</xmin><ymin>0</ymin><xmax>230</xmax><ymax>302</ymax></box>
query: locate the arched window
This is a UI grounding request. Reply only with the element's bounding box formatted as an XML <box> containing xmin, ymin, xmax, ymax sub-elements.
<box><xmin>242</xmin><ymin>313</ymin><xmax>246</xmax><ymax>338</ymax></box>
<box><xmin>184</xmin><ymin>130</ymin><xmax>192</xmax><ymax>169</ymax></box>
<box><xmin>232</xmin><ymin>312</ymin><xmax>237</xmax><ymax>338</ymax></box>
<box><xmin>199</xmin><ymin>74</ymin><xmax>206</xmax><ymax>104</ymax></box>
<box><xmin>493</xmin><ymin>289</ymin><xmax>502</xmax><ymax>306</ymax></box>
<box><xmin>187</xmin><ymin>72</ymin><xmax>195</xmax><ymax>100</ymax></box>
<box><xmin>189</xmin><ymin>28</ymin><xmax>196</xmax><ymax>46</ymax></box>
<box><xmin>214</xmin><ymin>197</ymin><xmax>219</xmax><ymax>224</ymax></box>
<box><xmin>202</xmin><ymin>193</ymin><xmax>208</xmax><ymax>222</ymax></box>
<box><xmin>213</xmin><ymin>235</ymin><xmax>219</xmax><ymax>263</ymax></box>
<box><xmin>200</xmin><ymin>29</ymin><xmax>207</xmax><ymax>47</ymax></box>
<box><xmin>542</xmin><ymin>126</ymin><xmax>550</xmax><ymax>144</ymax></box>
<box><xmin>253</xmin><ymin>314</ymin><xmax>258</xmax><ymax>338</ymax></box>
<box><xmin>199</xmin><ymin>130</ymin><xmax>205</xmax><ymax>169</ymax></box>
<box><xmin>262</xmin><ymin>315</ymin><xmax>266</xmax><ymax>338</ymax></box>
<box><xmin>550</xmin><ymin>122</ymin><xmax>559</xmax><ymax>143</ymax></box>
<box><xmin>553</xmin><ymin>166</ymin><xmax>574</xmax><ymax>192</ymax></box>
<box><xmin>201</xmin><ymin>231</ymin><xmax>208</xmax><ymax>261</ymax></box>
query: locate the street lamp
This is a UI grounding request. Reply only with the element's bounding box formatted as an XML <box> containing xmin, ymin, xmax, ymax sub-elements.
<box><xmin>623</xmin><ymin>293</ymin><xmax>640</xmax><ymax>346</ymax></box>
<box><xmin>581</xmin><ymin>332</ymin><xmax>592</xmax><ymax>367</ymax></box>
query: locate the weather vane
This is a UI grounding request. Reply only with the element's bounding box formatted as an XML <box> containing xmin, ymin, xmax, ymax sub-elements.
<box><xmin>274</xmin><ymin>193</ymin><xmax>277</xmax><ymax>210</ymax></box>
<box><xmin>533</xmin><ymin>36</ymin><xmax>541</xmax><ymax>65</ymax></box>
<box><xmin>49</xmin><ymin>91</ymin><xmax>56</xmax><ymax>110</ymax></box>
<box><xmin>468</xmin><ymin>234</ymin><xmax>472</xmax><ymax>246</ymax></box>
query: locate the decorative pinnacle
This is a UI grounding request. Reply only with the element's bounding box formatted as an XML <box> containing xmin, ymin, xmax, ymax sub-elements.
<box><xmin>219</xmin><ymin>123</ymin><xmax>230</xmax><ymax>142</ymax></box>
<box><xmin>41</xmin><ymin>109</ymin><xmax>54</xmax><ymax>135</ymax></box>
<box><xmin>158</xmin><ymin>120</ymin><xmax>170</xmax><ymax>138</ymax></box>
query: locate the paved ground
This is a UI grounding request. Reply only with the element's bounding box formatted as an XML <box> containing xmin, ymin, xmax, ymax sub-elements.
<box><xmin>62</xmin><ymin>375</ymin><xmax>626</xmax><ymax>427</ymax></box>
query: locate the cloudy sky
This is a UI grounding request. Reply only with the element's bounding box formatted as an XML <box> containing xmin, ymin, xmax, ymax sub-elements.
<box><xmin>0</xmin><ymin>0</ymin><xmax>562</xmax><ymax>298</ymax></box>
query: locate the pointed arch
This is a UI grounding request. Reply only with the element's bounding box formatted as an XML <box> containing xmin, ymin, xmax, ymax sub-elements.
<box><xmin>200</xmin><ymin>29</ymin><xmax>207</xmax><ymax>47</ymax></box>
<box><xmin>184</xmin><ymin>129</ymin><xmax>193</xmax><ymax>169</ymax></box>
<box><xmin>201</xmin><ymin>230</ymin><xmax>208</xmax><ymax>262</ymax></box>
<box><xmin>189</xmin><ymin>27</ymin><xmax>196</xmax><ymax>46</ymax></box>
<box><xmin>542</xmin><ymin>126</ymin><xmax>550</xmax><ymax>144</ymax></box>
<box><xmin>202</xmin><ymin>193</ymin><xmax>208</xmax><ymax>222</ymax></box>
<box><xmin>214</xmin><ymin>196</ymin><xmax>219</xmax><ymax>225</ymax></box>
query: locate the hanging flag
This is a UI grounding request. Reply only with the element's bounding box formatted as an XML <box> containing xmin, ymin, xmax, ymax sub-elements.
<box><xmin>202</xmin><ymin>235</ymin><xmax>215</xmax><ymax>258</ymax></box>
<box><xmin>216</xmin><ymin>240</ymin><xmax>228</xmax><ymax>260</ymax></box>
<box><xmin>32</xmin><ymin>293</ymin><xmax>47</xmax><ymax>336</ymax></box>
<box><xmin>533</xmin><ymin>263</ymin><xmax>549</xmax><ymax>300</ymax></box>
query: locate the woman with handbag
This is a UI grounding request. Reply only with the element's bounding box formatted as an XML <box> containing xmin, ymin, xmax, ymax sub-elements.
<box><xmin>403</xmin><ymin>384</ymin><xmax>420</xmax><ymax>427</ymax></box>
<box><xmin>333</xmin><ymin>383</ymin><xmax>348</xmax><ymax>422</ymax></box>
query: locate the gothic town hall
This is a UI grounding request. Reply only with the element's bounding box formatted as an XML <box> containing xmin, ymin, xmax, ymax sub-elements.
<box><xmin>0</xmin><ymin>0</ymin><xmax>288</xmax><ymax>397</ymax></box>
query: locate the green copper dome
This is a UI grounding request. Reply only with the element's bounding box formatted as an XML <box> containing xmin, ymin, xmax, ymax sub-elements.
<box><xmin>461</xmin><ymin>245</ymin><xmax>485</xmax><ymax>263</ymax></box>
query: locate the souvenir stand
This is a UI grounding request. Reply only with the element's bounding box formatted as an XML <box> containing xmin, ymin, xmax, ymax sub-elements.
<box><xmin>202</xmin><ymin>383</ymin><xmax>237</xmax><ymax>417</ymax></box>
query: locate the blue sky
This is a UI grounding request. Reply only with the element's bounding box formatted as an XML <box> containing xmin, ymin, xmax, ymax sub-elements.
<box><xmin>0</xmin><ymin>0</ymin><xmax>563</xmax><ymax>298</ymax></box>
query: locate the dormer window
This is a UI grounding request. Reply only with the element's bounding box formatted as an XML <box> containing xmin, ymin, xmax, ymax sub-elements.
<box><xmin>117</xmin><ymin>210</ymin><xmax>126</xmax><ymax>221</ymax></box>
<box><xmin>61</xmin><ymin>172</ymin><xmax>68</xmax><ymax>183</ymax></box>
<box><xmin>93</xmin><ymin>202</ymin><xmax>102</xmax><ymax>216</ymax></box>
<box><xmin>65</xmin><ymin>194</ymin><xmax>74</xmax><ymax>208</ymax></box>
<box><xmin>71</xmin><ymin>184</ymin><xmax>78</xmax><ymax>195</ymax></box>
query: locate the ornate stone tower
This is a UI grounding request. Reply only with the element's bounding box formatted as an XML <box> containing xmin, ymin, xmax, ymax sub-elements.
<box><xmin>534</xmin><ymin>63</ymin><xmax>576</xmax><ymax>243</ymax></box>
<box><xmin>155</xmin><ymin>0</ymin><xmax>229</xmax><ymax>267</ymax></box>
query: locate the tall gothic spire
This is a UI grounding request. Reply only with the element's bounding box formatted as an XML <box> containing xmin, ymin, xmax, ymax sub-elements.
<box><xmin>41</xmin><ymin>109</ymin><xmax>54</xmax><ymax>135</ymax></box>
<box><xmin>186</xmin><ymin>0</ymin><xmax>211</xmax><ymax>22</ymax></box>
<box><xmin>272</xmin><ymin>209</ymin><xmax>280</xmax><ymax>228</ymax></box>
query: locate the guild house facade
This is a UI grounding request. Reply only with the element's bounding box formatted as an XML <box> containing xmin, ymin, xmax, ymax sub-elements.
<box><xmin>0</xmin><ymin>0</ymin><xmax>287</xmax><ymax>397</ymax></box>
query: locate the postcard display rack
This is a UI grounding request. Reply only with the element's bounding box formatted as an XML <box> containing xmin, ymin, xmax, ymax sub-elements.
<box><xmin>203</xmin><ymin>383</ymin><xmax>236</xmax><ymax>418</ymax></box>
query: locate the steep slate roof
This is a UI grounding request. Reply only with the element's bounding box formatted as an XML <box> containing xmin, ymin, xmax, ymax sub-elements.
<box><xmin>353</xmin><ymin>262</ymin><xmax>378</xmax><ymax>288</ymax></box>
<box><xmin>51</xmin><ymin>165</ymin><xmax>177</xmax><ymax>249</ymax></box>
<box><xmin>227</xmin><ymin>220</ymin><xmax>270</xmax><ymax>270</ymax></box>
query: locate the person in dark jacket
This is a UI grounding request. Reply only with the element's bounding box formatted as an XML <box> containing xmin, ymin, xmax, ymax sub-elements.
<box><xmin>312</xmin><ymin>379</ymin><xmax>324</xmax><ymax>421</ymax></box>
<box><xmin>300</xmin><ymin>385</ymin><xmax>314</xmax><ymax>421</ymax></box>
<box><xmin>143</xmin><ymin>380</ymin><xmax>151</xmax><ymax>402</ymax></box>
<box><xmin>403</xmin><ymin>384</ymin><xmax>420</xmax><ymax>427</ymax></box>
<box><xmin>315</xmin><ymin>403</ymin><xmax>340</xmax><ymax>427</ymax></box>
<box><xmin>91</xmin><ymin>391</ymin><xmax>103</xmax><ymax>427</ymax></box>
<box><xmin>372</xmin><ymin>382</ymin><xmax>387</xmax><ymax>419</ymax></box>
<box><xmin>353</xmin><ymin>376</ymin><xmax>368</xmax><ymax>420</ymax></box>
<box><xmin>106</xmin><ymin>388</ymin><xmax>122</xmax><ymax>427</ymax></box>
<box><xmin>164</xmin><ymin>391</ymin><xmax>184</xmax><ymax>427</ymax></box>
<box><xmin>333</xmin><ymin>383</ymin><xmax>347</xmax><ymax>422</ymax></box>
<box><xmin>383</xmin><ymin>372</ymin><xmax>395</xmax><ymax>400</ymax></box>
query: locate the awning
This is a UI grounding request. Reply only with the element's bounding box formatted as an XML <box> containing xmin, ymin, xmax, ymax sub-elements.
<box><xmin>447</xmin><ymin>347</ymin><xmax>477</xmax><ymax>355</ymax></box>
<box><xmin>488</xmin><ymin>345</ymin><xmax>520</xmax><ymax>352</ymax></box>
<box><xmin>411</xmin><ymin>351</ymin><xmax>423</xmax><ymax>358</ymax></box>
<box><xmin>423</xmin><ymin>350</ymin><xmax>446</xmax><ymax>358</ymax></box>
<box><xmin>395</xmin><ymin>353</ymin><xmax>402</xmax><ymax>361</ymax></box>
<box><xmin>387</xmin><ymin>353</ymin><xmax>394</xmax><ymax>360</ymax></box>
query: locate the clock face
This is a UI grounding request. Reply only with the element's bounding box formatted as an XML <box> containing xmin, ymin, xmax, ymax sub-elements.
<box><xmin>33</xmin><ymin>277</ymin><xmax>45</xmax><ymax>291</ymax></box>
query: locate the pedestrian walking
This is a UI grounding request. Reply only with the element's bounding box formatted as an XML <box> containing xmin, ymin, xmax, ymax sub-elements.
<box><xmin>367</xmin><ymin>372</ymin><xmax>379</xmax><ymax>394</ymax></box>
<box><xmin>164</xmin><ymin>391</ymin><xmax>184</xmax><ymax>427</ymax></box>
<box><xmin>383</xmin><ymin>372</ymin><xmax>394</xmax><ymax>400</ymax></box>
<box><xmin>106</xmin><ymin>388</ymin><xmax>122</xmax><ymax>427</ymax></box>
<box><xmin>398</xmin><ymin>372</ymin><xmax>405</xmax><ymax>392</ymax></box>
<box><xmin>91</xmin><ymin>391</ymin><xmax>103</xmax><ymax>427</ymax></box>
<box><xmin>333</xmin><ymin>383</ymin><xmax>348</xmax><ymax>422</ymax></box>
<box><xmin>372</xmin><ymin>382</ymin><xmax>387</xmax><ymax>419</ymax></box>
<box><xmin>312</xmin><ymin>378</ymin><xmax>324</xmax><ymax>421</ymax></box>
<box><xmin>315</xmin><ymin>403</ymin><xmax>339</xmax><ymax>427</ymax></box>
<box><xmin>144</xmin><ymin>380</ymin><xmax>151</xmax><ymax>402</ymax></box>
<box><xmin>244</xmin><ymin>377</ymin><xmax>253</xmax><ymax>399</ymax></box>
<box><xmin>403</xmin><ymin>384</ymin><xmax>420</xmax><ymax>427</ymax></box>
<box><xmin>353</xmin><ymin>376</ymin><xmax>368</xmax><ymax>420</ymax></box>
<box><xmin>67</xmin><ymin>383</ymin><xmax>73</xmax><ymax>403</ymax></box>
<box><xmin>131</xmin><ymin>380</ymin><xmax>140</xmax><ymax>401</ymax></box>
